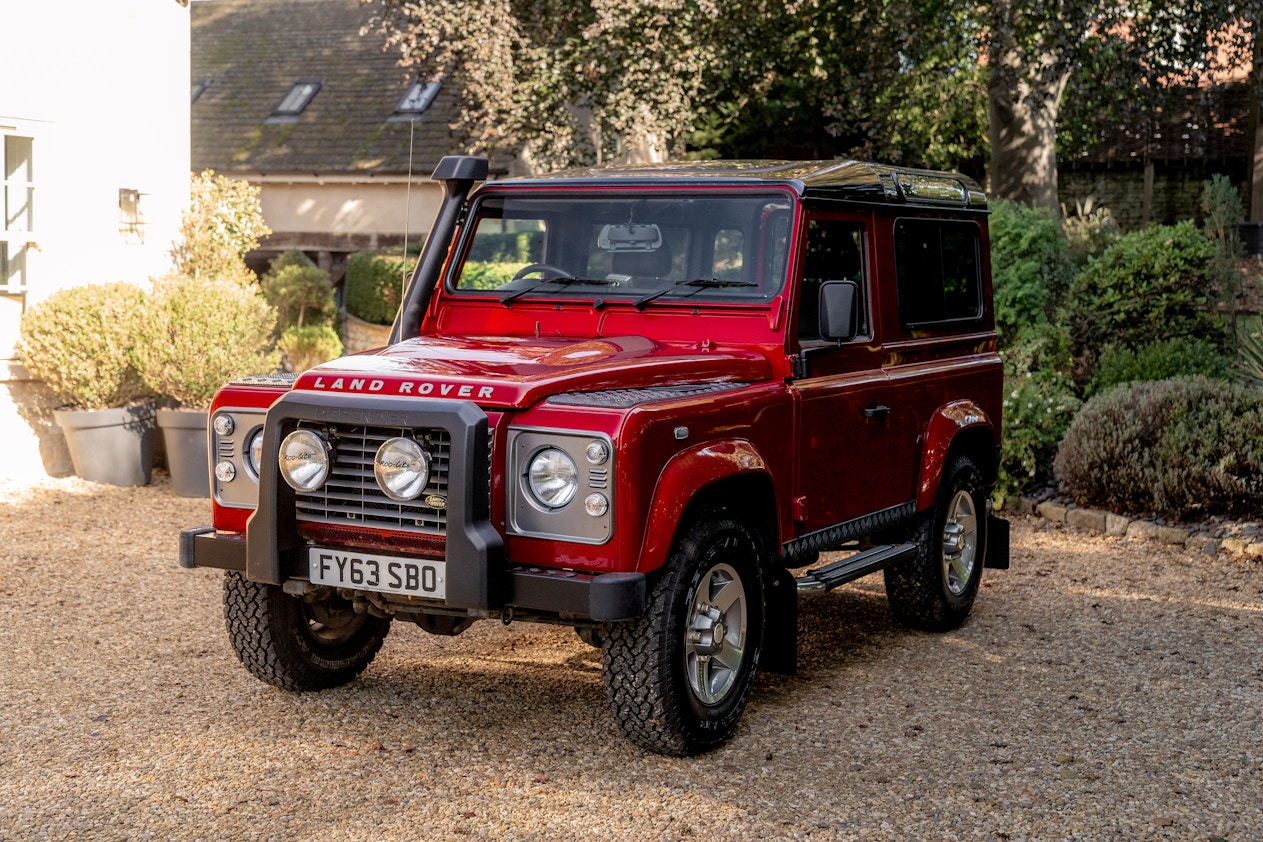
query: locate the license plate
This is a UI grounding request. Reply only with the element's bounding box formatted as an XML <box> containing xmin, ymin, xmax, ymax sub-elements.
<box><xmin>309</xmin><ymin>548</ymin><xmax>446</xmax><ymax>600</ymax></box>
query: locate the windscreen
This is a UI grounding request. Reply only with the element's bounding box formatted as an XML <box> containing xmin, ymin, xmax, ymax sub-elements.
<box><xmin>450</xmin><ymin>193</ymin><xmax>793</xmax><ymax>305</ymax></box>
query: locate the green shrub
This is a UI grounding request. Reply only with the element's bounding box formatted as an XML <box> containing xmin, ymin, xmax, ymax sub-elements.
<box><xmin>345</xmin><ymin>252</ymin><xmax>408</xmax><ymax>325</ymax></box>
<box><xmin>1088</xmin><ymin>337</ymin><xmax>1234</xmax><ymax>396</ymax></box>
<box><xmin>460</xmin><ymin>260</ymin><xmax>527</xmax><ymax>290</ymax></box>
<box><xmin>1064</xmin><ymin>221</ymin><xmax>1224</xmax><ymax>381</ymax></box>
<box><xmin>1061</xmin><ymin>193</ymin><xmax>1119</xmax><ymax>266</ymax></box>
<box><xmin>171</xmin><ymin>170</ymin><xmax>270</xmax><ymax>283</ymax></box>
<box><xmin>17</xmin><ymin>282</ymin><xmax>152</xmax><ymax>409</ymax></box>
<box><xmin>467</xmin><ymin>231</ymin><xmax>542</xmax><ymax>263</ymax></box>
<box><xmin>1241</xmin><ymin>325</ymin><xmax>1263</xmax><ymax>385</ymax></box>
<box><xmin>266</xmin><ymin>248</ymin><xmax>316</xmax><ymax>275</ymax></box>
<box><xmin>135</xmin><ymin>274</ymin><xmax>278</xmax><ymax>408</ymax></box>
<box><xmin>278</xmin><ymin>325</ymin><xmax>343</xmax><ymax>374</ymax></box>
<box><xmin>261</xmin><ymin>264</ymin><xmax>337</xmax><ymax>332</ymax></box>
<box><xmin>988</xmin><ymin>199</ymin><xmax>1073</xmax><ymax>341</ymax></box>
<box><xmin>995</xmin><ymin>323</ymin><xmax>1080</xmax><ymax>503</ymax></box>
<box><xmin>1054</xmin><ymin>376</ymin><xmax>1263</xmax><ymax>519</ymax></box>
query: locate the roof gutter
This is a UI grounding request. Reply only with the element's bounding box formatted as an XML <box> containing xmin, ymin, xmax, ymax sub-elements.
<box><xmin>390</xmin><ymin>155</ymin><xmax>489</xmax><ymax>344</ymax></box>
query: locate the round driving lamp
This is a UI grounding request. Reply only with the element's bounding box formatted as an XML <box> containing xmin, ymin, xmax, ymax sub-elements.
<box><xmin>278</xmin><ymin>429</ymin><xmax>332</xmax><ymax>492</ymax></box>
<box><xmin>374</xmin><ymin>437</ymin><xmax>431</xmax><ymax>501</ymax></box>
<box><xmin>212</xmin><ymin>414</ymin><xmax>235</xmax><ymax>436</ymax></box>
<box><xmin>527</xmin><ymin>448</ymin><xmax>579</xmax><ymax>509</ymax></box>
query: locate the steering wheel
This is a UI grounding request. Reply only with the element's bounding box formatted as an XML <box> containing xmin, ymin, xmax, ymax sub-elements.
<box><xmin>512</xmin><ymin>263</ymin><xmax>574</xmax><ymax>281</ymax></box>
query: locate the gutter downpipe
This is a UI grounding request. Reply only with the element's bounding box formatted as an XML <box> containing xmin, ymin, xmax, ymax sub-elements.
<box><xmin>390</xmin><ymin>155</ymin><xmax>490</xmax><ymax>344</ymax></box>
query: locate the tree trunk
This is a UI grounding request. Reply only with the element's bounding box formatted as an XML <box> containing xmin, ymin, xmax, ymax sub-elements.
<box><xmin>987</xmin><ymin>36</ymin><xmax>1069</xmax><ymax>212</ymax></box>
<box><xmin>1249</xmin><ymin>28</ymin><xmax>1263</xmax><ymax>223</ymax></box>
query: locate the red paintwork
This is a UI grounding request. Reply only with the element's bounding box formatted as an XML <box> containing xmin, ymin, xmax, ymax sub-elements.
<box><xmin>206</xmin><ymin>174</ymin><xmax>1003</xmax><ymax>584</ymax></box>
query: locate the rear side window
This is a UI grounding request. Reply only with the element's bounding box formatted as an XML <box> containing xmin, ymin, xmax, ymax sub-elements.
<box><xmin>894</xmin><ymin>219</ymin><xmax>982</xmax><ymax>327</ymax></box>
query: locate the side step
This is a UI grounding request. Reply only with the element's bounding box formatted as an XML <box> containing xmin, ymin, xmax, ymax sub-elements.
<box><xmin>796</xmin><ymin>542</ymin><xmax>918</xmax><ymax>592</ymax></box>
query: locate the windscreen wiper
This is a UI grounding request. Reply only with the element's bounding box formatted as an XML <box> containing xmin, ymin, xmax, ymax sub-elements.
<box><xmin>633</xmin><ymin>278</ymin><xmax>758</xmax><ymax>310</ymax></box>
<box><xmin>499</xmin><ymin>277</ymin><xmax>618</xmax><ymax>306</ymax></box>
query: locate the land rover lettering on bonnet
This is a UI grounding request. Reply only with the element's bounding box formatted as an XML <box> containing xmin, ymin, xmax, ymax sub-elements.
<box><xmin>180</xmin><ymin>156</ymin><xmax>1009</xmax><ymax>756</ymax></box>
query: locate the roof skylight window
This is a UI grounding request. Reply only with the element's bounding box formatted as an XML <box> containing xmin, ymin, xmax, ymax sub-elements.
<box><xmin>392</xmin><ymin>79</ymin><xmax>442</xmax><ymax>119</ymax></box>
<box><xmin>269</xmin><ymin>81</ymin><xmax>322</xmax><ymax>121</ymax></box>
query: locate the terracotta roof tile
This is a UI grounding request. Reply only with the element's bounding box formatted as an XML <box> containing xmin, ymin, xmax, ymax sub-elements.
<box><xmin>192</xmin><ymin>0</ymin><xmax>461</xmax><ymax>176</ymax></box>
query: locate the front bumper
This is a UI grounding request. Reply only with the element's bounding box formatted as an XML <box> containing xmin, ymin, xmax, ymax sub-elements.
<box><xmin>179</xmin><ymin>526</ymin><xmax>646</xmax><ymax>622</ymax></box>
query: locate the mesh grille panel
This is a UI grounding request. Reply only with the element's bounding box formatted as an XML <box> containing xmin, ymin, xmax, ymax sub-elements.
<box><xmin>294</xmin><ymin>423</ymin><xmax>451</xmax><ymax>535</ymax></box>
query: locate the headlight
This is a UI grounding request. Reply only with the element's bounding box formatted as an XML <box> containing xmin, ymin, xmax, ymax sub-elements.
<box><xmin>244</xmin><ymin>428</ymin><xmax>265</xmax><ymax>481</ymax></box>
<box><xmin>278</xmin><ymin>429</ymin><xmax>332</xmax><ymax>492</ymax></box>
<box><xmin>374</xmin><ymin>437</ymin><xmax>431</xmax><ymax>501</ymax></box>
<box><xmin>527</xmin><ymin>447</ymin><xmax>579</xmax><ymax>509</ymax></box>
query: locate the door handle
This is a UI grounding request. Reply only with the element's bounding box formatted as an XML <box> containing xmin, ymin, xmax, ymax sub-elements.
<box><xmin>862</xmin><ymin>405</ymin><xmax>891</xmax><ymax>418</ymax></box>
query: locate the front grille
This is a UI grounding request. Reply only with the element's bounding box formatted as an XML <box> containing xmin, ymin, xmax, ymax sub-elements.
<box><xmin>294</xmin><ymin>423</ymin><xmax>451</xmax><ymax>536</ymax></box>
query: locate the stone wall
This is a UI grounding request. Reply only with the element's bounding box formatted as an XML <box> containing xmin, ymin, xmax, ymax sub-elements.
<box><xmin>342</xmin><ymin>311</ymin><xmax>393</xmax><ymax>355</ymax></box>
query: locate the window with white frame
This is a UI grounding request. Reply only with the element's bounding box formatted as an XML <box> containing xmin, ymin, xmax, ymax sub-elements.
<box><xmin>2</xmin><ymin>132</ymin><xmax>34</xmax><ymax>294</ymax></box>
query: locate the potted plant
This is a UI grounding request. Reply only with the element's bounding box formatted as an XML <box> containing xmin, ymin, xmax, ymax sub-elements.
<box><xmin>16</xmin><ymin>282</ymin><xmax>157</xmax><ymax>486</ymax></box>
<box><xmin>135</xmin><ymin>273</ymin><xmax>278</xmax><ymax>497</ymax></box>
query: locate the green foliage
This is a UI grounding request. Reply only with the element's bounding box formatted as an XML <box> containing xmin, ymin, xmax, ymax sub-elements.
<box><xmin>135</xmin><ymin>275</ymin><xmax>278</xmax><ymax>408</ymax></box>
<box><xmin>278</xmin><ymin>325</ymin><xmax>344</xmax><ymax>374</ymax></box>
<box><xmin>1060</xmin><ymin>194</ymin><xmax>1119</xmax><ymax>266</ymax></box>
<box><xmin>468</xmin><ymin>231</ymin><xmax>542</xmax><ymax>263</ymax></box>
<box><xmin>17</xmin><ymin>283</ymin><xmax>152</xmax><ymax>410</ymax></box>
<box><xmin>1241</xmin><ymin>325</ymin><xmax>1263</xmax><ymax>385</ymax></box>
<box><xmin>1201</xmin><ymin>175</ymin><xmax>1246</xmax><ymax>340</ymax></box>
<box><xmin>988</xmin><ymin>199</ymin><xmax>1072</xmax><ymax>341</ymax></box>
<box><xmin>1088</xmin><ymin>337</ymin><xmax>1234</xmax><ymax>396</ymax></box>
<box><xmin>460</xmin><ymin>261</ymin><xmax>528</xmax><ymax>291</ymax></box>
<box><xmin>345</xmin><ymin>252</ymin><xmax>408</xmax><ymax>326</ymax></box>
<box><xmin>1064</xmin><ymin>220</ymin><xmax>1224</xmax><ymax>382</ymax></box>
<box><xmin>261</xmin><ymin>264</ymin><xmax>337</xmax><ymax>332</ymax></box>
<box><xmin>267</xmin><ymin>248</ymin><xmax>316</xmax><ymax>275</ymax></box>
<box><xmin>1055</xmin><ymin>377</ymin><xmax>1263</xmax><ymax>519</ymax></box>
<box><xmin>171</xmin><ymin>171</ymin><xmax>270</xmax><ymax>282</ymax></box>
<box><xmin>995</xmin><ymin>323</ymin><xmax>1080</xmax><ymax>503</ymax></box>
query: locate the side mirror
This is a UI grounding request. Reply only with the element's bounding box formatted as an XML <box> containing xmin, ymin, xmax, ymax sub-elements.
<box><xmin>819</xmin><ymin>280</ymin><xmax>859</xmax><ymax>342</ymax></box>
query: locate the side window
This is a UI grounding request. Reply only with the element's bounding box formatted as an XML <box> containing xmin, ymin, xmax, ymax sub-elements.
<box><xmin>798</xmin><ymin>219</ymin><xmax>868</xmax><ymax>342</ymax></box>
<box><xmin>893</xmin><ymin>219</ymin><xmax>982</xmax><ymax>327</ymax></box>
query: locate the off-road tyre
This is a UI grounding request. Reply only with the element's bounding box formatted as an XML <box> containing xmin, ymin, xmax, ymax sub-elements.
<box><xmin>884</xmin><ymin>455</ymin><xmax>986</xmax><ymax>632</ymax></box>
<box><xmin>602</xmin><ymin>516</ymin><xmax>764</xmax><ymax>756</ymax></box>
<box><xmin>223</xmin><ymin>572</ymin><xmax>391</xmax><ymax>691</ymax></box>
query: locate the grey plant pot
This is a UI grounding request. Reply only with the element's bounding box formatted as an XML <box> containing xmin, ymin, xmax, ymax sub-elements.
<box><xmin>53</xmin><ymin>403</ymin><xmax>155</xmax><ymax>487</ymax></box>
<box><xmin>156</xmin><ymin>407</ymin><xmax>210</xmax><ymax>498</ymax></box>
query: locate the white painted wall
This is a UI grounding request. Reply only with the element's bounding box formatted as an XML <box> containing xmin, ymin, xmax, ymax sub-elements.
<box><xmin>0</xmin><ymin>0</ymin><xmax>190</xmax><ymax>480</ymax></box>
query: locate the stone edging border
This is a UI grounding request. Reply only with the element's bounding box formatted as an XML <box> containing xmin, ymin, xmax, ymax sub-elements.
<box><xmin>1014</xmin><ymin>497</ymin><xmax>1263</xmax><ymax>559</ymax></box>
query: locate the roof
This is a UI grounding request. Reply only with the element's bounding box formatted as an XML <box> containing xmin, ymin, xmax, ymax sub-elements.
<box><xmin>489</xmin><ymin>160</ymin><xmax>989</xmax><ymax>209</ymax></box>
<box><xmin>191</xmin><ymin>0</ymin><xmax>461</xmax><ymax>177</ymax></box>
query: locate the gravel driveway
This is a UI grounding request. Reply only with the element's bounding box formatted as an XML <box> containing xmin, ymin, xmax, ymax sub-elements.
<box><xmin>1</xmin><ymin>476</ymin><xmax>1260</xmax><ymax>841</ymax></box>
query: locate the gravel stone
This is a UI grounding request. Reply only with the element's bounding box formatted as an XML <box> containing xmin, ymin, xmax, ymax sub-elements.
<box><xmin>2</xmin><ymin>475</ymin><xmax>1261</xmax><ymax>840</ymax></box>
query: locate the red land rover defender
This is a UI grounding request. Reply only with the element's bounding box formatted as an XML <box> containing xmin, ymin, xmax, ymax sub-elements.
<box><xmin>181</xmin><ymin>156</ymin><xmax>1009</xmax><ymax>756</ymax></box>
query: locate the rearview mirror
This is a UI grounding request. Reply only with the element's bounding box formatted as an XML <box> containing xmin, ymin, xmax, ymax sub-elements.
<box><xmin>598</xmin><ymin>223</ymin><xmax>663</xmax><ymax>252</ymax></box>
<box><xmin>819</xmin><ymin>280</ymin><xmax>859</xmax><ymax>342</ymax></box>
